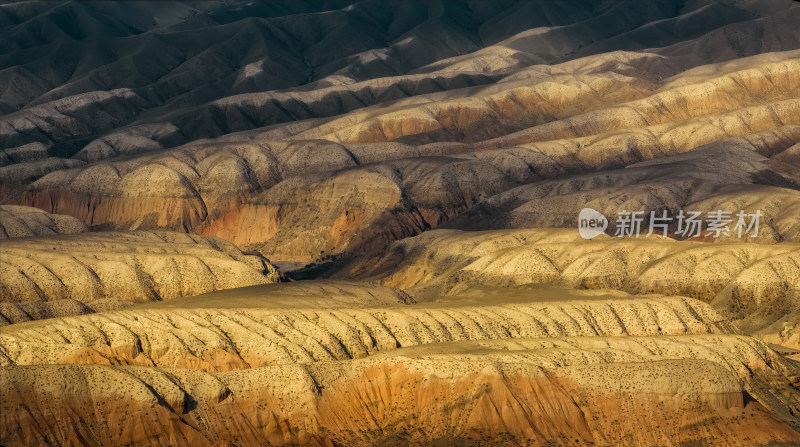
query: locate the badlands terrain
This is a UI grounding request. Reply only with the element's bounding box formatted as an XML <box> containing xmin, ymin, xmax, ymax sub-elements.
<box><xmin>2</xmin><ymin>0</ymin><xmax>800</xmax><ymax>445</ymax></box>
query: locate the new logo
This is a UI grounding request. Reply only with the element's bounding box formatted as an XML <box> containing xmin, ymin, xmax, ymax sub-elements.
<box><xmin>578</xmin><ymin>208</ymin><xmax>608</xmax><ymax>239</ymax></box>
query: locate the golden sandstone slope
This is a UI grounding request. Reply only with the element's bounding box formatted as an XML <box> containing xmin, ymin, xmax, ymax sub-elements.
<box><xmin>3</xmin><ymin>283</ymin><xmax>800</xmax><ymax>446</ymax></box>
<box><xmin>0</xmin><ymin>205</ymin><xmax>87</xmax><ymax>238</ymax></box>
<box><xmin>2</xmin><ymin>0</ymin><xmax>800</xmax><ymax>446</ymax></box>
<box><xmin>344</xmin><ymin>229</ymin><xmax>800</xmax><ymax>348</ymax></box>
<box><xmin>0</xmin><ymin>230</ymin><xmax>283</xmax><ymax>324</ymax></box>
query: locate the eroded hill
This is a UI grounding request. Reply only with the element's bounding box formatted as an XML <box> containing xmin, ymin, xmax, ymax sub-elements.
<box><xmin>0</xmin><ymin>231</ymin><xmax>283</xmax><ymax>324</ymax></box>
<box><xmin>2</xmin><ymin>1</ymin><xmax>800</xmax><ymax>446</ymax></box>
<box><xmin>2</xmin><ymin>283</ymin><xmax>800</xmax><ymax>446</ymax></box>
<box><xmin>1</xmin><ymin>1</ymin><xmax>799</xmax><ymax>266</ymax></box>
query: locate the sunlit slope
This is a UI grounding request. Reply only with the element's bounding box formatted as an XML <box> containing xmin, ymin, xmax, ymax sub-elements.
<box><xmin>2</xmin><ymin>283</ymin><xmax>799</xmax><ymax>446</ymax></box>
<box><xmin>0</xmin><ymin>231</ymin><xmax>282</xmax><ymax>324</ymax></box>
<box><xmin>345</xmin><ymin>228</ymin><xmax>800</xmax><ymax>348</ymax></box>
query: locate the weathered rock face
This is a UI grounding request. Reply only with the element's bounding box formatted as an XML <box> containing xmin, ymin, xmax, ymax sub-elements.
<box><xmin>200</xmin><ymin>170</ymin><xmax>417</xmax><ymax>262</ymax></box>
<box><xmin>0</xmin><ymin>231</ymin><xmax>283</xmax><ymax>324</ymax></box>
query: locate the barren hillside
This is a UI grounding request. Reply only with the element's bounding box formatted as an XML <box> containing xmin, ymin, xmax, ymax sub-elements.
<box><xmin>2</xmin><ymin>1</ymin><xmax>800</xmax><ymax>446</ymax></box>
